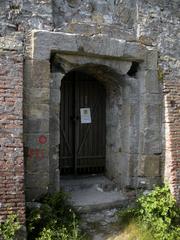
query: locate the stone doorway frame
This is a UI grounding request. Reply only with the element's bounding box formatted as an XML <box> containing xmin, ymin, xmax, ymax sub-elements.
<box><xmin>24</xmin><ymin>30</ymin><xmax>161</xmax><ymax>200</ymax></box>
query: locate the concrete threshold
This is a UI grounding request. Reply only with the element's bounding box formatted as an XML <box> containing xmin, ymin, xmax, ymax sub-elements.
<box><xmin>61</xmin><ymin>175</ymin><xmax>129</xmax><ymax>213</ymax></box>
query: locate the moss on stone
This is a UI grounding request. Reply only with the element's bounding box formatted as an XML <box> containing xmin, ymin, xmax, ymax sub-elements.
<box><xmin>158</xmin><ymin>65</ymin><xmax>164</xmax><ymax>82</ymax></box>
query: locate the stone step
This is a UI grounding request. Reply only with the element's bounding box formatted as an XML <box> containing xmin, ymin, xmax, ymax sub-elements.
<box><xmin>80</xmin><ymin>208</ymin><xmax>121</xmax><ymax>240</ymax></box>
<box><xmin>61</xmin><ymin>175</ymin><xmax>129</xmax><ymax>213</ymax></box>
<box><xmin>61</xmin><ymin>175</ymin><xmax>115</xmax><ymax>191</ymax></box>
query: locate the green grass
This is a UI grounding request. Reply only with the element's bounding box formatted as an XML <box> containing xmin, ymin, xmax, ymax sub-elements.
<box><xmin>107</xmin><ymin>220</ymin><xmax>153</xmax><ymax>240</ymax></box>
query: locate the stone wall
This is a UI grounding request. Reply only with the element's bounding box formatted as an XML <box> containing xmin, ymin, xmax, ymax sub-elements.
<box><xmin>137</xmin><ymin>0</ymin><xmax>180</xmax><ymax>203</ymax></box>
<box><xmin>0</xmin><ymin>0</ymin><xmax>53</xmax><ymax>36</ymax></box>
<box><xmin>53</xmin><ymin>0</ymin><xmax>137</xmax><ymax>38</ymax></box>
<box><xmin>0</xmin><ymin>0</ymin><xmax>53</xmax><ymax>224</ymax></box>
<box><xmin>53</xmin><ymin>0</ymin><xmax>180</xmax><ymax>189</ymax></box>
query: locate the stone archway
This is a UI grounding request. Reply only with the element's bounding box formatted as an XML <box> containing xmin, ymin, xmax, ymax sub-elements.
<box><xmin>50</xmin><ymin>62</ymin><xmax>132</xmax><ymax>191</ymax></box>
<box><xmin>24</xmin><ymin>31</ymin><xmax>161</xmax><ymax>200</ymax></box>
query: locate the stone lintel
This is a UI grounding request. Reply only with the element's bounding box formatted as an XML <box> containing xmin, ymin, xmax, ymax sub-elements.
<box><xmin>28</xmin><ymin>30</ymin><xmax>146</xmax><ymax>61</ymax></box>
<box><xmin>53</xmin><ymin>54</ymin><xmax>132</xmax><ymax>75</ymax></box>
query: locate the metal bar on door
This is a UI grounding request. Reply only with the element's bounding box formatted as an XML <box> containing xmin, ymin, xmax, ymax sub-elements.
<box><xmin>74</xmin><ymin>73</ymin><xmax>78</xmax><ymax>175</ymax></box>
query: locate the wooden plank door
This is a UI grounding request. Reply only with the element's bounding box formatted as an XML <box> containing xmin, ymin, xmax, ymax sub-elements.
<box><xmin>60</xmin><ymin>73</ymin><xmax>75</xmax><ymax>174</ymax></box>
<box><xmin>60</xmin><ymin>71</ymin><xmax>106</xmax><ymax>174</ymax></box>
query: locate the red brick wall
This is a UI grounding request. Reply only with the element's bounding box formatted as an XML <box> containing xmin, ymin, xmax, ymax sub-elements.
<box><xmin>164</xmin><ymin>81</ymin><xmax>180</xmax><ymax>204</ymax></box>
<box><xmin>0</xmin><ymin>51</ymin><xmax>25</xmax><ymax>223</ymax></box>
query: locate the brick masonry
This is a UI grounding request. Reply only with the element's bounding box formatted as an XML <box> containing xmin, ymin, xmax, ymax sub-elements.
<box><xmin>0</xmin><ymin>51</ymin><xmax>25</xmax><ymax>223</ymax></box>
<box><xmin>164</xmin><ymin>81</ymin><xmax>180</xmax><ymax>203</ymax></box>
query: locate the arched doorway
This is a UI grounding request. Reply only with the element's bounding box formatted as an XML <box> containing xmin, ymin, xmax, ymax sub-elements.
<box><xmin>60</xmin><ymin>71</ymin><xmax>106</xmax><ymax>175</ymax></box>
<box><xmin>24</xmin><ymin>32</ymin><xmax>161</xmax><ymax>200</ymax></box>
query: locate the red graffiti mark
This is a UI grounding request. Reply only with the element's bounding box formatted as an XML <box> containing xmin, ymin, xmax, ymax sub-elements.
<box><xmin>38</xmin><ymin>135</ymin><xmax>47</xmax><ymax>144</ymax></box>
<box><xmin>28</xmin><ymin>148</ymin><xmax>45</xmax><ymax>159</ymax></box>
<box><xmin>28</xmin><ymin>148</ymin><xmax>34</xmax><ymax>159</ymax></box>
<box><xmin>36</xmin><ymin>149</ymin><xmax>45</xmax><ymax>159</ymax></box>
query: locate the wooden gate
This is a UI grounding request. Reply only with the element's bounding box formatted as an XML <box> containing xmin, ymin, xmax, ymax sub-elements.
<box><xmin>60</xmin><ymin>71</ymin><xmax>106</xmax><ymax>174</ymax></box>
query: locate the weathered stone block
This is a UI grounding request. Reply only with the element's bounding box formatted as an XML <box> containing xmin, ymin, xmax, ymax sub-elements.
<box><xmin>138</xmin><ymin>155</ymin><xmax>160</xmax><ymax>177</ymax></box>
<box><xmin>124</xmin><ymin>42</ymin><xmax>146</xmax><ymax>60</ymax></box>
<box><xmin>50</xmin><ymin>105</ymin><xmax>59</xmax><ymax>131</ymax></box>
<box><xmin>25</xmin><ymin>156</ymin><xmax>49</xmax><ymax>173</ymax></box>
<box><xmin>49</xmin><ymin>132</ymin><xmax>60</xmax><ymax>145</ymax></box>
<box><xmin>29</xmin><ymin>31</ymin><xmax>146</xmax><ymax>61</ymax></box>
<box><xmin>24</xmin><ymin>134</ymin><xmax>49</xmax><ymax>149</ymax></box>
<box><xmin>130</xmin><ymin>176</ymin><xmax>162</xmax><ymax>189</ymax></box>
<box><xmin>50</xmin><ymin>72</ymin><xmax>64</xmax><ymax>89</ymax></box>
<box><xmin>76</xmin><ymin>34</ymin><xmax>126</xmax><ymax>58</ymax></box>
<box><xmin>26</xmin><ymin>186</ymin><xmax>48</xmax><ymax>201</ymax></box>
<box><xmin>54</xmin><ymin>54</ymin><xmax>132</xmax><ymax>75</ymax></box>
<box><xmin>50</xmin><ymin>89</ymin><xmax>60</xmax><ymax>104</ymax></box>
<box><xmin>65</xmin><ymin>23</ymin><xmax>136</xmax><ymax>41</ymax></box>
<box><xmin>24</xmin><ymin>103</ymin><xmax>49</xmax><ymax>119</ymax></box>
<box><xmin>24</xmin><ymin>88</ymin><xmax>50</xmax><ymax>104</ymax></box>
<box><xmin>144</xmin><ymin>70</ymin><xmax>159</xmax><ymax>94</ymax></box>
<box><xmin>142</xmin><ymin>93</ymin><xmax>161</xmax><ymax>105</ymax></box>
<box><xmin>142</xmin><ymin>103</ymin><xmax>161</xmax><ymax>154</ymax></box>
<box><xmin>128</xmin><ymin>154</ymin><xmax>139</xmax><ymax>177</ymax></box>
<box><xmin>30</xmin><ymin>31</ymin><xmax>78</xmax><ymax>59</ymax></box>
<box><xmin>50</xmin><ymin>116</ymin><xmax>60</xmax><ymax>143</ymax></box>
<box><xmin>24</xmin><ymin>59</ymin><xmax>50</xmax><ymax>87</ymax></box>
<box><xmin>145</xmin><ymin>48</ymin><xmax>158</xmax><ymax>70</ymax></box>
<box><xmin>24</xmin><ymin>118</ymin><xmax>49</xmax><ymax>133</ymax></box>
<box><xmin>49</xmin><ymin>145</ymin><xmax>60</xmax><ymax>192</ymax></box>
<box><xmin>129</xmin><ymin>104</ymin><xmax>140</xmax><ymax>154</ymax></box>
<box><xmin>0</xmin><ymin>33</ymin><xmax>23</xmax><ymax>51</ymax></box>
<box><xmin>143</xmin><ymin>129</ymin><xmax>161</xmax><ymax>154</ymax></box>
<box><xmin>25</xmin><ymin>172</ymin><xmax>49</xmax><ymax>189</ymax></box>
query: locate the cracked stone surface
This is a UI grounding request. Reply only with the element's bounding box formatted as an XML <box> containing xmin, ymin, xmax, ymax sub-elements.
<box><xmin>80</xmin><ymin>208</ymin><xmax>121</xmax><ymax>240</ymax></box>
<box><xmin>61</xmin><ymin>176</ymin><xmax>129</xmax><ymax>239</ymax></box>
<box><xmin>61</xmin><ymin>175</ymin><xmax>129</xmax><ymax>212</ymax></box>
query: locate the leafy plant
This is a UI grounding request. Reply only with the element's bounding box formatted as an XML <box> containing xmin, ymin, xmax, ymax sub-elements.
<box><xmin>118</xmin><ymin>184</ymin><xmax>180</xmax><ymax>240</ymax></box>
<box><xmin>137</xmin><ymin>184</ymin><xmax>180</xmax><ymax>240</ymax></box>
<box><xmin>158</xmin><ymin>65</ymin><xmax>164</xmax><ymax>82</ymax></box>
<box><xmin>26</xmin><ymin>191</ymin><xmax>85</xmax><ymax>240</ymax></box>
<box><xmin>36</xmin><ymin>213</ymin><xmax>84</xmax><ymax>240</ymax></box>
<box><xmin>0</xmin><ymin>214</ymin><xmax>21</xmax><ymax>240</ymax></box>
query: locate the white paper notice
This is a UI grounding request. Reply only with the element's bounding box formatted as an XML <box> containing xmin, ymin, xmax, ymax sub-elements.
<box><xmin>80</xmin><ymin>108</ymin><xmax>91</xmax><ymax>124</ymax></box>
